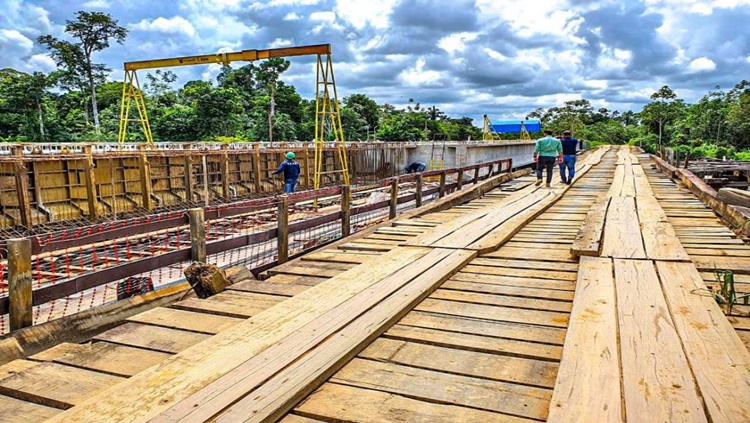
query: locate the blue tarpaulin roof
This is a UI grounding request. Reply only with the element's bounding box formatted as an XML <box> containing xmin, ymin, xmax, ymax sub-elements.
<box><xmin>490</xmin><ymin>119</ymin><xmax>542</xmax><ymax>133</ymax></box>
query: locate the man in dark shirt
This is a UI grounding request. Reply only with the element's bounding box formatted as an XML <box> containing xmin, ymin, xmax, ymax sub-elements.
<box><xmin>404</xmin><ymin>161</ymin><xmax>427</xmax><ymax>173</ymax></box>
<box><xmin>273</xmin><ymin>152</ymin><xmax>301</xmax><ymax>193</ymax></box>
<box><xmin>559</xmin><ymin>130</ymin><xmax>580</xmax><ymax>184</ymax></box>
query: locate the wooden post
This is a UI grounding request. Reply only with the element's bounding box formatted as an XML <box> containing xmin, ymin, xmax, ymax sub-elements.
<box><xmin>8</xmin><ymin>238</ymin><xmax>32</xmax><ymax>331</ymax></box>
<box><xmin>252</xmin><ymin>146</ymin><xmax>262</xmax><ymax>194</ymax></box>
<box><xmin>341</xmin><ymin>185</ymin><xmax>351</xmax><ymax>237</ymax></box>
<box><xmin>201</xmin><ymin>154</ymin><xmax>209</xmax><ymax>207</ymax></box>
<box><xmin>389</xmin><ymin>179</ymin><xmax>399</xmax><ymax>219</ymax></box>
<box><xmin>138</xmin><ymin>152</ymin><xmax>153</xmax><ymax>210</ymax></box>
<box><xmin>184</xmin><ymin>155</ymin><xmax>194</xmax><ymax>203</ymax></box>
<box><xmin>189</xmin><ymin>208</ymin><xmax>206</xmax><ymax>263</ymax></box>
<box><xmin>415</xmin><ymin>174</ymin><xmax>423</xmax><ymax>208</ymax></box>
<box><xmin>487</xmin><ymin>163</ymin><xmax>494</xmax><ymax>178</ymax></box>
<box><xmin>303</xmin><ymin>147</ymin><xmax>311</xmax><ymax>189</ymax></box>
<box><xmin>473</xmin><ymin>167</ymin><xmax>480</xmax><ymax>184</ymax></box>
<box><xmin>220</xmin><ymin>145</ymin><xmax>231</xmax><ymax>199</ymax></box>
<box><xmin>277</xmin><ymin>195</ymin><xmax>289</xmax><ymax>263</ymax></box>
<box><xmin>438</xmin><ymin>171</ymin><xmax>446</xmax><ymax>198</ymax></box>
<box><xmin>82</xmin><ymin>145</ymin><xmax>98</xmax><ymax>221</ymax></box>
<box><xmin>456</xmin><ymin>169</ymin><xmax>464</xmax><ymax>191</ymax></box>
<box><xmin>14</xmin><ymin>160</ymin><xmax>32</xmax><ymax>229</ymax></box>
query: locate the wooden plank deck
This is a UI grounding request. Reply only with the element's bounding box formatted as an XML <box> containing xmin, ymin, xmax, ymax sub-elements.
<box><xmin>1</xmin><ymin>146</ymin><xmax>749</xmax><ymax>422</ymax></box>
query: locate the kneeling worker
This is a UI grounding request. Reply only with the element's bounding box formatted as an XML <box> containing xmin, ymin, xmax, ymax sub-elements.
<box><xmin>273</xmin><ymin>152</ymin><xmax>301</xmax><ymax>193</ymax></box>
<box><xmin>405</xmin><ymin>161</ymin><xmax>427</xmax><ymax>173</ymax></box>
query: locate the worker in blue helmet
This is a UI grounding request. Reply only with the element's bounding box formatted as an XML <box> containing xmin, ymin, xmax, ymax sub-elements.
<box><xmin>273</xmin><ymin>152</ymin><xmax>301</xmax><ymax>193</ymax></box>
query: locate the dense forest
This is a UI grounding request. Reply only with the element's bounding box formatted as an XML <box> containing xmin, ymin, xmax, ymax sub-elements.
<box><xmin>1</xmin><ymin>11</ymin><xmax>749</xmax><ymax>160</ymax></box>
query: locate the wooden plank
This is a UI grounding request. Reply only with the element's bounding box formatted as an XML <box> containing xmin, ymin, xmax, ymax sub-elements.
<box><xmin>227</xmin><ymin>280</ymin><xmax>307</xmax><ymax>297</ymax></box>
<box><xmin>547</xmin><ymin>256</ymin><xmax>622</xmax><ymax>423</ymax></box>
<box><xmin>571</xmin><ymin>196</ymin><xmax>610</xmax><ymax>257</ymax></box>
<box><xmin>461</xmin><ymin>264</ymin><xmax>577</xmax><ymax>281</ymax></box>
<box><xmin>265</xmin><ymin>274</ymin><xmax>329</xmax><ymax>286</ymax></box>
<box><xmin>601</xmin><ymin>197</ymin><xmax>647</xmax><ymax>259</ymax></box>
<box><xmin>451</xmin><ymin>272</ymin><xmax>576</xmax><ymax>292</ymax></box>
<box><xmin>633</xmin><ymin>164</ymin><xmax>654</xmax><ymax>196</ymax></box>
<box><xmin>127</xmin><ymin>307</ymin><xmax>244</xmax><ymax>334</ymax></box>
<box><xmin>46</xmin><ymin>247</ymin><xmax>433</xmax><ymax>422</ymax></box>
<box><xmin>171</xmin><ymin>291</ymin><xmax>284</xmax><ymax>318</ymax></box>
<box><xmin>470</xmin><ymin>257</ymin><xmax>578</xmax><ymax>272</ymax></box>
<box><xmin>0</xmin><ymin>360</ymin><xmax>122</xmax><ymax>409</ymax></box>
<box><xmin>655</xmin><ymin>261</ymin><xmax>750</xmax><ymax>422</ymax></box>
<box><xmin>328</xmin><ymin>359</ymin><xmax>551</xmax><ymax>421</ymax></box>
<box><xmin>613</xmin><ymin>259</ymin><xmax>706</xmax><ymax>422</ymax></box>
<box><xmin>30</xmin><ymin>341</ymin><xmax>171</xmax><ymax>377</ymax></box>
<box><xmin>301</xmin><ymin>252</ymin><xmax>374</xmax><ymax>264</ymax></box>
<box><xmin>338</xmin><ymin>242</ymin><xmax>393</xmax><ymax>252</ymax></box>
<box><xmin>360</xmin><ymin>338</ymin><xmax>559</xmax><ymax>387</ymax></box>
<box><xmin>692</xmin><ymin>256</ymin><xmax>750</xmax><ymax>273</ymax></box>
<box><xmin>621</xmin><ymin>162</ymin><xmax>636</xmax><ymax>197</ymax></box>
<box><xmin>384</xmin><ymin>324</ymin><xmax>563</xmax><ymax>361</ymax></box>
<box><xmin>0</xmin><ymin>393</ymin><xmax>61</xmax><ymax>422</ymax></box>
<box><xmin>636</xmin><ymin>195</ymin><xmax>690</xmax><ymax>261</ymax></box>
<box><xmin>399</xmin><ymin>310</ymin><xmax>567</xmax><ymax>345</ymax></box>
<box><xmin>416</xmin><ymin>298</ymin><xmax>569</xmax><ymax>328</ymax></box>
<box><xmin>717</xmin><ymin>187</ymin><xmax>750</xmax><ymax>208</ymax></box>
<box><xmin>484</xmin><ymin>247</ymin><xmax>576</xmax><ymax>263</ymax></box>
<box><xmin>607</xmin><ymin>164</ymin><xmax>625</xmax><ymax>197</ymax></box>
<box><xmin>159</xmin><ymin>249</ymin><xmax>476</xmax><ymax>423</ymax></box>
<box><xmin>294</xmin><ymin>383</ymin><xmax>523</xmax><ymax>423</ymax></box>
<box><xmin>443</xmin><ymin>279</ymin><xmax>574</xmax><ymax>301</ymax></box>
<box><xmin>431</xmin><ymin>289</ymin><xmax>572</xmax><ymax>312</ymax></box>
<box><xmin>93</xmin><ymin>322</ymin><xmax>210</xmax><ymax>354</ymax></box>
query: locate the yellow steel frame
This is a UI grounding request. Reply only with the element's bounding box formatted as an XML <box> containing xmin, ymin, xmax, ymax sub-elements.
<box><xmin>482</xmin><ymin>115</ymin><xmax>501</xmax><ymax>141</ymax></box>
<box><xmin>313</xmin><ymin>52</ymin><xmax>349</xmax><ymax>190</ymax></box>
<box><xmin>117</xmin><ymin>43</ymin><xmax>349</xmax><ymax>189</ymax></box>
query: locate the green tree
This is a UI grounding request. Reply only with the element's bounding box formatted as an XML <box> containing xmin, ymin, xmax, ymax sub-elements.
<box><xmin>38</xmin><ymin>11</ymin><xmax>127</xmax><ymax>132</ymax></box>
<box><xmin>343</xmin><ymin>94</ymin><xmax>379</xmax><ymax>130</ymax></box>
<box><xmin>0</xmin><ymin>69</ymin><xmax>54</xmax><ymax>141</ymax></box>
<box><xmin>639</xmin><ymin>86</ymin><xmax>685</xmax><ymax>150</ymax></box>
<box><xmin>256</xmin><ymin>58</ymin><xmax>291</xmax><ymax>142</ymax></box>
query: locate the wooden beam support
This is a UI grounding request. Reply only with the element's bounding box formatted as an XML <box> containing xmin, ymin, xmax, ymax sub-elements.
<box><xmin>277</xmin><ymin>195</ymin><xmax>290</xmax><ymax>263</ymax></box>
<box><xmin>252</xmin><ymin>145</ymin><xmax>262</xmax><ymax>194</ymax></box>
<box><xmin>8</xmin><ymin>238</ymin><xmax>33</xmax><ymax>331</ymax></box>
<box><xmin>137</xmin><ymin>152</ymin><xmax>153</xmax><ymax>211</ymax></box>
<box><xmin>415</xmin><ymin>174</ymin><xmax>423</xmax><ymax>208</ymax></box>
<box><xmin>184</xmin><ymin>155</ymin><xmax>194</xmax><ymax>203</ymax></box>
<box><xmin>220</xmin><ymin>145</ymin><xmax>231</xmax><ymax>200</ymax></box>
<box><xmin>456</xmin><ymin>169</ymin><xmax>464</xmax><ymax>191</ymax></box>
<box><xmin>189</xmin><ymin>208</ymin><xmax>206</xmax><ymax>263</ymax></box>
<box><xmin>82</xmin><ymin>145</ymin><xmax>98</xmax><ymax>221</ymax></box>
<box><xmin>389</xmin><ymin>179</ymin><xmax>398</xmax><ymax>219</ymax></box>
<box><xmin>474</xmin><ymin>166</ymin><xmax>480</xmax><ymax>184</ymax></box>
<box><xmin>341</xmin><ymin>185</ymin><xmax>351</xmax><ymax>237</ymax></box>
<box><xmin>438</xmin><ymin>171</ymin><xmax>446</xmax><ymax>198</ymax></box>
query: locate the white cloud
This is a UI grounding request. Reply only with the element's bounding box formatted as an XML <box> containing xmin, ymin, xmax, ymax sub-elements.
<box><xmin>269</xmin><ymin>38</ymin><xmax>293</xmax><ymax>48</ymax></box>
<box><xmin>438</xmin><ymin>32</ymin><xmax>479</xmax><ymax>54</ymax></box>
<box><xmin>81</xmin><ymin>0</ymin><xmax>110</xmax><ymax>8</ymax></box>
<box><xmin>399</xmin><ymin>57</ymin><xmax>445</xmax><ymax>87</ymax></box>
<box><xmin>0</xmin><ymin>29</ymin><xmax>34</xmax><ymax>51</ymax></box>
<box><xmin>688</xmin><ymin>57</ymin><xmax>717</xmax><ymax>72</ymax></box>
<box><xmin>334</xmin><ymin>0</ymin><xmax>395</xmax><ymax>29</ymax></box>
<box><xmin>284</xmin><ymin>12</ymin><xmax>302</xmax><ymax>21</ymax></box>
<box><xmin>310</xmin><ymin>11</ymin><xmax>336</xmax><ymax>23</ymax></box>
<box><xmin>27</xmin><ymin>54</ymin><xmax>57</xmax><ymax>72</ymax></box>
<box><xmin>130</xmin><ymin>17</ymin><xmax>196</xmax><ymax>38</ymax></box>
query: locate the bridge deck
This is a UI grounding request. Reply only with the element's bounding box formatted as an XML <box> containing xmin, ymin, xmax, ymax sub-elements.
<box><xmin>0</xmin><ymin>146</ymin><xmax>749</xmax><ymax>422</ymax></box>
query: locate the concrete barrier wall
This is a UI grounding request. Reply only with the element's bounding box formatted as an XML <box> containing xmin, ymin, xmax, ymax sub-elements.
<box><xmin>405</xmin><ymin>141</ymin><xmax>536</xmax><ymax>170</ymax></box>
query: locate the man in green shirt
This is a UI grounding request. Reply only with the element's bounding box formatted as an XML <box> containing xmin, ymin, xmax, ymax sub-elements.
<box><xmin>533</xmin><ymin>129</ymin><xmax>563</xmax><ymax>187</ymax></box>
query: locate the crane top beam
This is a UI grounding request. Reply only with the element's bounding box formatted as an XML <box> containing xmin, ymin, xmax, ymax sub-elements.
<box><xmin>124</xmin><ymin>44</ymin><xmax>331</xmax><ymax>71</ymax></box>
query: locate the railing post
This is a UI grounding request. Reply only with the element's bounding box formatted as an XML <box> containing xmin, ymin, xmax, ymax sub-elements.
<box><xmin>277</xmin><ymin>195</ymin><xmax>290</xmax><ymax>263</ymax></box>
<box><xmin>82</xmin><ymin>145</ymin><xmax>98</xmax><ymax>221</ymax></box>
<box><xmin>389</xmin><ymin>179</ymin><xmax>399</xmax><ymax>219</ymax></box>
<box><xmin>473</xmin><ymin>167</ymin><xmax>480</xmax><ymax>184</ymax></box>
<box><xmin>438</xmin><ymin>171</ymin><xmax>446</xmax><ymax>198</ymax></box>
<box><xmin>487</xmin><ymin>163</ymin><xmax>494</xmax><ymax>178</ymax></box>
<box><xmin>456</xmin><ymin>169</ymin><xmax>464</xmax><ymax>191</ymax></box>
<box><xmin>8</xmin><ymin>238</ymin><xmax>32</xmax><ymax>331</ymax></box>
<box><xmin>189</xmin><ymin>208</ymin><xmax>206</xmax><ymax>263</ymax></box>
<box><xmin>341</xmin><ymin>185</ymin><xmax>351</xmax><ymax>237</ymax></box>
<box><xmin>12</xmin><ymin>147</ymin><xmax>32</xmax><ymax>228</ymax></box>
<box><xmin>415</xmin><ymin>174</ymin><xmax>423</xmax><ymax>208</ymax></box>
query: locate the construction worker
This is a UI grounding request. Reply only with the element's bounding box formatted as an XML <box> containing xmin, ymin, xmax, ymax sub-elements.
<box><xmin>533</xmin><ymin>130</ymin><xmax>563</xmax><ymax>187</ymax></box>
<box><xmin>273</xmin><ymin>152</ymin><xmax>301</xmax><ymax>193</ymax></box>
<box><xmin>405</xmin><ymin>161</ymin><xmax>427</xmax><ymax>173</ymax></box>
<box><xmin>559</xmin><ymin>130</ymin><xmax>580</xmax><ymax>184</ymax></box>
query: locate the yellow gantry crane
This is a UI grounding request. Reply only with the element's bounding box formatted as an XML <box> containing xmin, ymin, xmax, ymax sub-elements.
<box><xmin>118</xmin><ymin>43</ymin><xmax>349</xmax><ymax>189</ymax></box>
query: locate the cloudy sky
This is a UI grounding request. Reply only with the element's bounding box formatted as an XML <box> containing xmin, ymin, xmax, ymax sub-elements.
<box><xmin>2</xmin><ymin>0</ymin><xmax>750</xmax><ymax>124</ymax></box>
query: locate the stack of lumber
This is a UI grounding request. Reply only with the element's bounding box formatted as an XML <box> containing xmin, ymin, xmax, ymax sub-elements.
<box><xmin>551</xmin><ymin>146</ymin><xmax>750</xmax><ymax>422</ymax></box>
